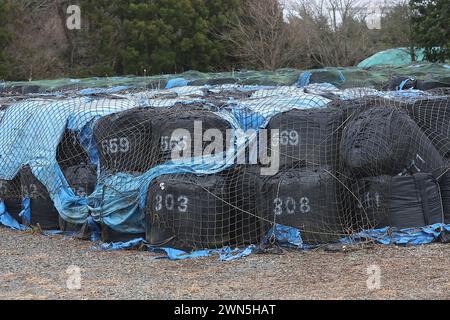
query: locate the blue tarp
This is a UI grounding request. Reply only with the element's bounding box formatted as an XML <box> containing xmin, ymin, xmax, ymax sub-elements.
<box><xmin>89</xmin><ymin>223</ymin><xmax>450</xmax><ymax>261</ymax></box>
<box><xmin>0</xmin><ymin>201</ymin><xmax>27</xmax><ymax>231</ymax></box>
<box><xmin>166</xmin><ymin>78</ymin><xmax>188</xmax><ymax>89</ymax></box>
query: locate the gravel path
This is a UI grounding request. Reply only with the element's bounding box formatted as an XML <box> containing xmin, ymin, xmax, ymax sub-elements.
<box><xmin>0</xmin><ymin>228</ymin><xmax>449</xmax><ymax>300</ymax></box>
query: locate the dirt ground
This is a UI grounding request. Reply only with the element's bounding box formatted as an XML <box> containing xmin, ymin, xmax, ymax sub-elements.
<box><xmin>0</xmin><ymin>227</ymin><xmax>449</xmax><ymax>300</ymax></box>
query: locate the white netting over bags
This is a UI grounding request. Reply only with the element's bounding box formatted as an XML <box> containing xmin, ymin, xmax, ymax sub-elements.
<box><xmin>0</xmin><ymin>82</ymin><xmax>449</xmax><ymax>249</ymax></box>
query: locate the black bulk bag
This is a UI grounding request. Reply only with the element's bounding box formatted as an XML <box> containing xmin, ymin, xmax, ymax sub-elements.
<box><xmin>258</xmin><ymin>166</ymin><xmax>343</xmax><ymax>244</ymax></box>
<box><xmin>151</xmin><ymin>108</ymin><xmax>232</xmax><ymax>164</ymax></box>
<box><xmin>145</xmin><ymin>173</ymin><xmax>231</xmax><ymax>249</ymax></box>
<box><xmin>94</xmin><ymin>108</ymin><xmax>156</xmax><ymax>174</ymax></box>
<box><xmin>20</xmin><ymin>167</ymin><xmax>60</xmax><ymax>230</ymax></box>
<box><xmin>94</xmin><ymin>108</ymin><xmax>232</xmax><ymax>174</ymax></box>
<box><xmin>59</xmin><ymin>165</ymin><xmax>97</xmax><ymax>232</ymax></box>
<box><xmin>353</xmin><ymin>173</ymin><xmax>443</xmax><ymax>229</ymax></box>
<box><xmin>56</xmin><ymin>130</ymin><xmax>91</xmax><ymax>169</ymax></box>
<box><xmin>351</xmin><ymin>176</ymin><xmax>392</xmax><ymax>230</ymax></box>
<box><xmin>266</xmin><ymin>107</ymin><xmax>344</xmax><ymax>168</ymax></box>
<box><xmin>341</xmin><ymin>106</ymin><xmax>444</xmax><ymax>177</ymax></box>
<box><xmin>227</xmin><ymin>166</ymin><xmax>272</xmax><ymax>246</ymax></box>
<box><xmin>438</xmin><ymin>170</ymin><xmax>450</xmax><ymax>224</ymax></box>
<box><xmin>427</xmin><ymin>88</ymin><xmax>450</xmax><ymax>96</ymax></box>
<box><xmin>402</xmin><ymin>97</ymin><xmax>450</xmax><ymax>158</ymax></box>
<box><xmin>63</xmin><ymin>164</ymin><xmax>97</xmax><ymax>197</ymax></box>
<box><xmin>416</xmin><ymin>81</ymin><xmax>450</xmax><ymax>91</ymax></box>
<box><xmin>0</xmin><ymin>177</ymin><xmax>22</xmax><ymax>223</ymax></box>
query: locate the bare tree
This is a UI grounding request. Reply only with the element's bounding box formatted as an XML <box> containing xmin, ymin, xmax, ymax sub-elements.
<box><xmin>223</xmin><ymin>0</ymin><xmax>310</xmax><ymax>70</ymax></box>
<box><xmin>4</xmin><ymin>0</ymin><xmax>69</xmax><ymax>80</ymax></box>
<box><xmin>290</xmin><ymin>0</ymin><xmax>375</xmax><ymax>67</ymax></box>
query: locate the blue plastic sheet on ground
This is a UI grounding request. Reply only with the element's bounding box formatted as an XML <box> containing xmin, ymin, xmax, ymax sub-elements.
<box><xmin>148</xmin><ymin>245</ymin><xmax>257</xmax><ymax>261</ymax></box>
<box><xmin>343</xmin><ymin>223</ymin><xmax>450</xmax><ymax>246</ymax></box>
<box><xmin>265</xmin><ymin>224</ymin><xmax>303</xmax><ymax>248</ymax></box>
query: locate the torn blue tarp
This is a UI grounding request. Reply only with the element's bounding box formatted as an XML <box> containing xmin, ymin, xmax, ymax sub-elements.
<box><xmin>78</xmin><ymin>86</ymin><xmax>129</xmax><ymax>95</ymax></box>
<box><xmin>20</xmin><ymin>198</ymin><xmax>31</xmax><ymax>225</ymax></box>
<box><xmin>297</xmin><ymin>70</ymin><xmax>345</xmax><ymax>87</ymax></box>
<box><xmin>264</xmin><ymin>224</ymin><xmax>303</xmax><ymax>248</ymax></box>
<box><xmin>297</xmin><ymin>72</ymin><xmax>312</xmax><ymax>87</ymax></box>
<box><xmin>166</xmin><ymin>78</ymin><xmax>188</xmax><ymax>89</ymax></box>
<box><xmin>233</xmin><ymin>93</ymin><xmax>331</xmax><ymax>130</ymax></box>
<box><xmin>0</xmin><ymin>201</ymin><xmax>27</xmax><ymax>231</ymax></box>
<box><xmin>343</xmin><ymin>223</ymin><xmax>450</xmax><ymax>246</ymax></box>
<box><xmin>95</xmin><ymin>237</ymin><xmax>256</xmax><ymax>261</ymax></box>
<box><xmin>0</xmin><ymin>98</ymin><xmax>138</xmax><ymax>226</ymax></box>
<box><xmin>95</xmin><ymin>224</ymin><xmax>301</xmax><ymax>261</ymax></box>
<box><xmin>154</xmin><ymin>246</ymin><xmax>256</xmax><ymax>261</ymax></box>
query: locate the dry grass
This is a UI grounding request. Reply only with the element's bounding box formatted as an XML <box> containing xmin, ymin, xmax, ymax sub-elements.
<box><xmin>0</xmin><ymin>228</ymin><xmax>449</xmax><ymax>300</ymax></box>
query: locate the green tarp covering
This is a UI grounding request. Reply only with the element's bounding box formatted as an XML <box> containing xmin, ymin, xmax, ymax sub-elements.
<box><xmin>358</xmin><ymin>48</ymin><xmax>427</xmax><ymax>69</ymax></box>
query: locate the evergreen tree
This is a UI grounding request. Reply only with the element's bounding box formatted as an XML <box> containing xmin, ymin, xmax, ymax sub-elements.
<box><xmin>410</xmin><ymin>0</ymin><xmax>450</xmax><ymax>62</ymax></box>
<box><xmin>79</xmin><ymin>0</ymin><xmax>240</xmax><ymax>76</ymax></box>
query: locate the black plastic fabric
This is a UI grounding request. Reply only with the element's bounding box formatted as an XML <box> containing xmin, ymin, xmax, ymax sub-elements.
<box><xmin>427</xmin><ymin>88</ymin><xmax>450</xmax><ymax>96</ymax></box>
<box><xmin>341</xmin><ymin>106</ymin><xmax>444</xmax><ymax>177</ymax></box>
<box><xmin>416</xmin><ymin>80</ymin><xmax>450</xmax><ymax>91</ymax></box>
<box><xmin>227</xmin><ymin>166</ymin><xmax>271</xmax><ymax>246</ymax></box>
<box><xmin>94</xmin><ymin>108</ymin><xmax>156</xmax><ymax>174</ymax></box>
<box><xmin>354</xmin><ymin>173</ymin><xmax>443</xmax><ymax>229</ymax></box>
<box><xmin>384</xmin><ymin>76</ymin><xmax>449</xmax><ymax>91</ymax></box>
<box><xmin>152</xmin><ymin>108</ymin><xmax>232</xmax><ymax>165</ymax></box>
<box><xmin>438</xmin><ymin>171</ymin><xmax>450</xmax><ymax>224</ymax></box>
<box><xmin>258</xmin><ymin>167</ymin><xmax>343</xmax><ymax>244</ymax></box>
<box><xmin>20</xmin><ymin>167</ymin><xmax>59</xmax><ymax>230</ymax></box>
<box><xmin>146</xmin><ymin>173</ymin><xmax>231</xmax><ymax>249</ymax></box>
<box><xmin>63</xmin><ymin>165</ymin><xmax>97</xmax><ymax>197</ymax></box>
<box><xmin>56</xmin><ymin>130</ymin><xmax>91</xmax><ymax>169</ymax></box>
<box><xmin>94</xmin><ymin>107</ymin><xmax>232</xmax><ymax>174</ymax></box>
<box><xmin>266</xmin><ymin>107</ymin><xmax>344</xmax><ymax>168</ymax></box>
<box><xmin>403</xmin><ymin>97</ymin><xmax>450</xmax><ymax>159</ymax></box>
<box><xmin>0</xmin><ymin>177</ymin><xmax>22</xmax><ymax>223</ymax></box>
<box><xmin>101</xmin><ymin>225</ymin><xmax>145</xmax><ymax>243</ymax></box>
<box><xmin>351</xmin><ymin>176</ymin><xmax>391</xmax><ymax>229</ymax></box>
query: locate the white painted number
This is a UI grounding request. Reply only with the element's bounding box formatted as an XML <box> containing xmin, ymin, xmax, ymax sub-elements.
<box><xmin>280</xmin><ymin>130</ymin><xmax>299</xmax><ymax>146</ymax></box>
<box><xmin>358</xmin><ymin>192</ymin><xmax>382</xmax><ymax>209</ymax></box>
<box><xmin>160</xmin><ymin>136</ymin><xmax>189</xmax><ymax>152</ymax></box>
<box><xmin>102</xmin><ymin>137</ymin><xmax>130</xmax><ymax>154</ymax></box>
<box><xmin>273</xmin><ymin>197</ymin><xmax>311</xmax><ymax>215</ymax></box>
<box><xmin>154</xmin><ymin>193</ymin><xmax>189</xmax><ymax>213</ymax></box>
